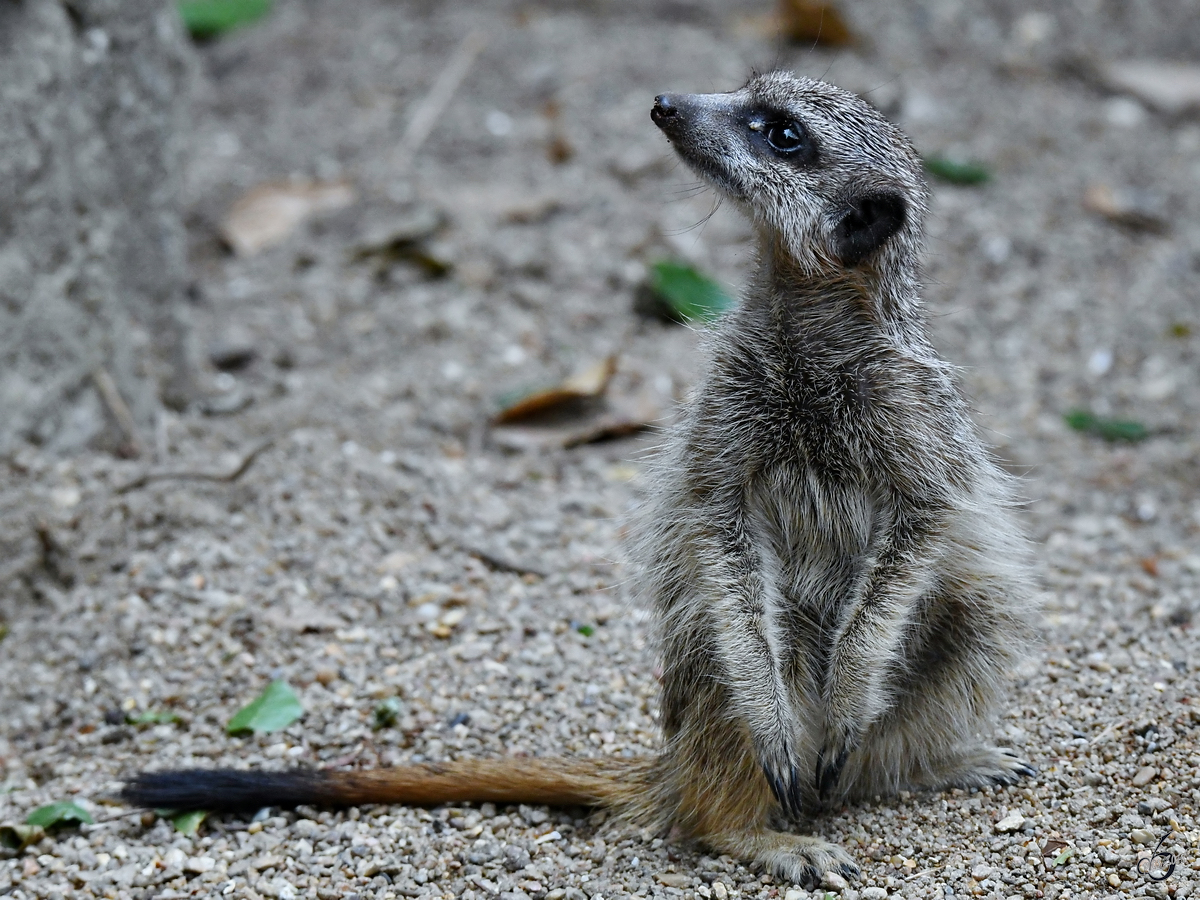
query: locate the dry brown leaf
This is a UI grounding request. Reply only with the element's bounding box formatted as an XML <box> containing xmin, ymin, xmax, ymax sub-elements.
<box><xmin>778</xmin><ymin>0</ymin><xmax>854</xmax><ymax>46</ymax></box>
<box><xmin>1041</xmin><ymin>839</ymin><xmax>1070</xmax><ymax>857</ymax></box>
<box><xmin>491</xmin><ymin>392</ymin><xmax>660</xmax><ymax>452</ymax></box>
<box><xmin>492</xmin><ymin>356</ymin><xmax>617</xmax><ymax>424</ymax></box>
<box><xmin>1083</xmin><ymin>183</ymin><xmax>1169</xmax><ymax>234</ymax></box>
<box><xmin>222</xmin><ymin>180</ymin><xmax>357</xmax><ymax>256</ymax></box>
<box><xmin>1099</xmin><ymin>60</ymin><xmax>1200</xmax><ymax>116</ymax></box>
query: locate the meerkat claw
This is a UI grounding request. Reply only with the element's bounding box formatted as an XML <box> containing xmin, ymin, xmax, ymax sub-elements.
<box><xmin>798</xmin><ymin>866</ymin><xmax>821</xmax><ymax>891</ymax></box>
<box><xmin>815</xmin><ymin>744</ymin><xmax>850</xmax><ymax>800</ymax></box>
<box><xmin>762</xmin><ymin>760</ymin><xmax>806</xmax><ymax>819</ymax></box>
<box><xmin>992</xmin><ymin>759</ymin><xmax>1037</xmax><ymax>784</ymax></box>
<box><xmin>942</xmin><ymin>746</ymin><xmax>1038</xmax><ymax>790</ymax></box>
<box><xmin>1000</xmin><ymin>748</ymin><xmax>1038</xmax><ymax>779</ymax></box>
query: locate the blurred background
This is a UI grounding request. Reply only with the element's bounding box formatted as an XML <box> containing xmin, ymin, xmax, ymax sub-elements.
<box><xmin>1</xmin><ymin>1</ymin><xmax>1199</xmax><ymax>897</ymax></box>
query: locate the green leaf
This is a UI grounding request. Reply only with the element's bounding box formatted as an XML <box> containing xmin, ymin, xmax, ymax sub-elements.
<box><xmin>575</xmin><ymin>623</ymin><xmax>595</xmax><ymax>637</ymax></box>
<box><xmin>1064</xmin><ymin>409</ymin><xmax>1149</xmax><ymax>442</ymax></box>
<box><xmin>373</xmin><ymin>697</ymin><xmax>402</xmax><ymax>730</ymax></box>
<box><xmin>639</xmin><ymin>261</ymin><xmax>734</xmax><ymax>324</ymax></box>
<box><xmin>170</xmin><ymin>809</ymin><xmax>208</xmax><ymax>835</ymax></box>
<box><xmin>226</xmin><ymin>679</ymin><xmax>303</xmax><ymax>736</ymax></box>
<box><xmin>1052</xmin><ymin>846</ymin><xmax>1075</xmax><ymax>866</ymax></box>
<box><xmin>127</xmin><ymin>709</ymin><xmax>183</xmax><ymax>727</ymax></box>
<box><xmin>26</xmin><ymin>801</ymin><xmax>93</xmax><ymax>829</ymax></box>
<box><xmin>923</xmin><ymin>155</ymin><xmax>991</xmax><ymax>185</ymax></box>
<box><xmin>178</xmin><ymin>0</ymin><xmax>272</xmax><ymax>39</ymax></box>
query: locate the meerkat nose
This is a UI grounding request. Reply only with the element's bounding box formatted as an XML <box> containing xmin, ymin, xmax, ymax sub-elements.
<box><xmin>651</xmin><ymin>94</ymin><xmax>678</xmax><ymax>126</ymax></box>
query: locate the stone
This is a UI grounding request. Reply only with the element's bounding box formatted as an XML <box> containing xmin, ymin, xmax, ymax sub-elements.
<box><xmin>656</xmin><ymin>873</ymin><xmax>692</xmax><ymax>888</ymax></box>
<box><xmin>207</xmin><ymin>335</ymin><xmax>258</xmax><ymax>371</ymax></box>
<box><xmin>1098</xmin><ymin>60</ymin><xmax>1200</xmax><ymax>116</ymax></box>
<box><xmin>1132</xmin><ymin>766</ymin><xmax>1157</xmax><ymax>787</ymax></box>
<box><xmin>995</xmin><ymin>812</ymin><xmax>1026</xmax><ymax>833</ymax></box>
<box><xmin>822</xmin><ymin>870</ymin><xmax>850</xmax><ymax>892</ymax></box>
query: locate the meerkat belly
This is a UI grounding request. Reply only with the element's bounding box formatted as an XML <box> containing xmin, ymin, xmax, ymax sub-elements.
<box><xmin>745</xmin><ymin>467</ymin><xmax>876</xmax><ymax>690</ymax></box>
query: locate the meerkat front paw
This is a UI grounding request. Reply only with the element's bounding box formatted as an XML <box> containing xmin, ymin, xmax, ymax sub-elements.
<box><xmin>815</xmin><ymin>740</ymin><xmax>851</xmax><ymax>801</ymax></box>
<box><xmin>814</xmin><ymin>721</ymin><xmax>864</xmax><ymax>802</ymax></box>
<box><xmin>756</xmin><ymin>738</ymin><xmax>806</xmax><ymax>819</ymax></box>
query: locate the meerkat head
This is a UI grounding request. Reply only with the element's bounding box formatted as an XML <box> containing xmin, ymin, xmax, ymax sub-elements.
<box><xmin>651</xmin><ymin>71</ymin><xmax>928</xmax><ymax>276</ymax></box>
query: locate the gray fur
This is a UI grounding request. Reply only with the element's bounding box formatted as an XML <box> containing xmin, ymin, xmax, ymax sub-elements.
<box><xmin>632</xmin><ymin>71</ymin><xmax>1038</xmax><ymax>887</ymax></box>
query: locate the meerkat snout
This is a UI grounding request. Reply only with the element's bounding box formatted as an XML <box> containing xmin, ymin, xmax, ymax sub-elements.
<box><xmin>650</xmin><ymin>94</ymin><xmax>677</xmax><ymax>123</ymax></box>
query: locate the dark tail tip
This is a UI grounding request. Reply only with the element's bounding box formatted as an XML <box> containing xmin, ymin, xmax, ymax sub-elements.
<box><xmin>121</xmin><ymin>769</ymin><xmax>335</xmax><ymax>812</ymax></box>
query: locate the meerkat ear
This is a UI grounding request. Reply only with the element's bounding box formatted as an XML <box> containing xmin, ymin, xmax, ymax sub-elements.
<box><xmin>832</xmin><ymin>191</ymin><xmax>907</xmax><ymax>266</ymax></box>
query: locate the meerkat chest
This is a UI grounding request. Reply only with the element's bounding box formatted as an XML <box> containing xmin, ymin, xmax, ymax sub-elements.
<box><xmin>712</xmin><ymin>336</ymin><xmax>885</xmax><ymax>483</ymax></box>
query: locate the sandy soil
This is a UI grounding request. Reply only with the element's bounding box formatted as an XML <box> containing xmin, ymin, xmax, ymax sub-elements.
<box><xmin>2</xmin><ymin>1</ymin><xmax>1200</xmax><ymax>898</ymax></box>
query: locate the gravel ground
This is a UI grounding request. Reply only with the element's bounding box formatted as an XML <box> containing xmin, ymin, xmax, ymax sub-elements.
<box><xmin>3</xmin><ymin>2</ymin><xmax>1200</xmax><ymax>899</ymax></box>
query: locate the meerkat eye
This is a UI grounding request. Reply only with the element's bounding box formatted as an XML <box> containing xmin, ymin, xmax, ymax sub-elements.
<box><xmin>763</xmin><ymin>120</ymin><xmax>808</xmax><ymax>154</ymax></box>
<box><xmin>750</xmin><ymin>117</ymin><xmax>816</xmax><ymax>163</ymax></box>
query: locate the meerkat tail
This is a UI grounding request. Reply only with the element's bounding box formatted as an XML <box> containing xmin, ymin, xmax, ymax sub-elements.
<box><xmin>121</xmin><ymin>757</ymin><xmax>656</xmax><ymax>813</ymax></box>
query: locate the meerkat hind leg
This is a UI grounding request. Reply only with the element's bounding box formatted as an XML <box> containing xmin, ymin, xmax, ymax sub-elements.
<box><xmin>663</xmin><ymin>719</ymin><xmax>860</xmax><ymax>889</ymax></box>
<box><xmin>930</xmin><ymin>745</ymin><xmax>1036</xmax><ymax>790</ymax></box>
<box><xmin>705</xmin><ymin>829</ymin><xmax>860</xmax><ymax>890</ymax></box>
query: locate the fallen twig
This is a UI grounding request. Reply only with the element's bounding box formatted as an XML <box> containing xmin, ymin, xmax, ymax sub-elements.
<box><xmin>462</xmin><ymin>544</ymin><xmax>547</xmax><ymax>579</ymax></box>
<box><xmin>80</xmin><ymin>808</ymin><xmax>149</xmax><ymax>829</ymax></box>
<box><xmin>115</xmin><ymin>438</ymin><xmax>275</xmax><ymax>494</ymax></box>
<box><xmin>93</xmin><ymin>368</ymin><xmax>142</xmax><ymax>457</ymax></box>
<box><xmin>394</xmin><ymin>30</ymin><xmax>486</xmax><ymax>169</ymax></box>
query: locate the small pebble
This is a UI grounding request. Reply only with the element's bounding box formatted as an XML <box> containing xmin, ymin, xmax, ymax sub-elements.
<box><xmin>656</xmin><ymin>873</ymin><xmax>691</xmax><ymax>887</ymax></box>
<box><xmin>1133</xmin><ymin>766</ymin><xmax>1157</xmax><ymax>787</ymax></box>
<box><xmin>995</xmin><ymin>812</ymin><xmax>1025</xmax><ymax>833</ymax></box>
<box><xmin>822</xmin><ymin>870</ymin><xmax>849</xmax><ymax>892</ymax></box>
<box><xmin>208</xmin><ymin>337</ymin><xmax>257</xmax><ymax>371</ymax></box>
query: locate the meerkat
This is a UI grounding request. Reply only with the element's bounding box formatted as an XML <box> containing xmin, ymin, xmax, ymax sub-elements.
<box><xmin>122</xmin><ymin>71</ymin><xmax>1036</xmax><ymax>888</ymax></box>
